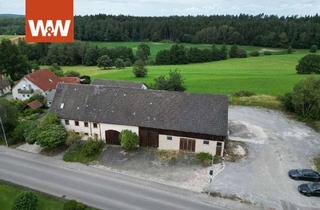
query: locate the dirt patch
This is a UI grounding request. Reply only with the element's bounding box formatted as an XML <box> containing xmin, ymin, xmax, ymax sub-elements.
<box><xmin>40</xmin><ymin>145</ymin><xmax>69</xmax><ymax>157</ymax></box>
<box><xmin>207</xmin><ymin>191</ymin><xmax>255</xmax><ymax>205</ymax></box>
<box><xmin>224</xmin><ymin>141</ymin><xmax>248</xmax><ymax>162</ymax></box>
<box><xmin>97</xmin><ymin>146</ymin><xmax>225</xmax><ymax>192</ymax></box>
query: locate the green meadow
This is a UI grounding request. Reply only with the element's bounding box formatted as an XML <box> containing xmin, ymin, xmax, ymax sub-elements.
<box><xmin>62</xmin><ymin>50</ymin><xmax>318</xmax><ymax>96</ymax></box>
<box><xmin>86</xmin><ymin>41</ymin><xmax>283</xmax><ymax>60</ymax></box>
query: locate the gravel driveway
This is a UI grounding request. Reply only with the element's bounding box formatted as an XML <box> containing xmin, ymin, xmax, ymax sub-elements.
<box><xmin>208</xmin><ymin>106</ymin><xmax>320</xmax><ymax>210</ymax></box>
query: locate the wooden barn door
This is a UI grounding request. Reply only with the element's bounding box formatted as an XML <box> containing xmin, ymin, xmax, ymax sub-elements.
<box><xmin>180</xmin><ymin>138</ymin><xmax>195</xmax><ymax>152</ymax></box>
<box><xmin>105</xmin><ymin>130</ymin><xmax>120</xmax><ymax>145</ymax></box>
<box><xmin>139</xmin><ymin>128</ymin><xmax>159</xmax><ymax>148</ymax></box>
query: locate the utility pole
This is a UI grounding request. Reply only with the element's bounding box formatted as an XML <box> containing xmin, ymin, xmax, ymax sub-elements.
<box><xmin>0</xmin><ymin>116</ymin><xmax>8</xmax><ymax>147</ymax></box>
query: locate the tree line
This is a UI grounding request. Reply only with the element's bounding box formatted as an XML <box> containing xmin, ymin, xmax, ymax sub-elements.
<box><xmin>1</xmin><ymin>14</ymin><xmax>320</xmax><ymax>48</ymax></box>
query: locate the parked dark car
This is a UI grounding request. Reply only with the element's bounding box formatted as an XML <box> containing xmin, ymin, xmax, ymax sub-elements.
<box><xmin>298</xmin><ymin>183</ymin><xmax>320</xmax><ymax>197</ymax></box>
<box><xmin>288</xmin><ymin>169</ymin><xmax>320</xmax><ymax>181</ymax></box>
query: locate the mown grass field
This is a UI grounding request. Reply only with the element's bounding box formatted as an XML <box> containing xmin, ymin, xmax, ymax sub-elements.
<box><xmin>62</xmin><ymin>50</ymin><xmax>318</xmax><ymax>96</ymax></box>
<box><xmin>0</xmin><ymin>181</ymin><xmax>64</xmax><ymax>210</ymax></box>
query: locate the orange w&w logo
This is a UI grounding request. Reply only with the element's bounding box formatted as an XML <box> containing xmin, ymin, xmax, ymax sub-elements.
<box><xmin>26</xmin><ymin>0</ymin><xmax>74</xmax><ymax>43</ymax></box>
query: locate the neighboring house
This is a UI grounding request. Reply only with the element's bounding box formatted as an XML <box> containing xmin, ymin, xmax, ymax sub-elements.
<box><xmin>0</xmin><ymin>75</ymin><xmax>11</xmax><ymax>96</ymax></box>
<box><xmin>51</xmin><ymin>83</ymin><xmax>228</xmax><ymax>156</ymax></box>
<box><xmin>12</xmin><ymin>69</ymin><xmax>80</xmax><ymax>105</ymax></box>
<box><xmin>92</xmin><ymin>79</ymin><xmax>147</xmax><ymax>89</ymax></box>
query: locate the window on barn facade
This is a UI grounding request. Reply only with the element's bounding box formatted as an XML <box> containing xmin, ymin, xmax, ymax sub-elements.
<box><xmin>203</xmin><ymin>140</ymin><xmax>210</xmax><ymax>145</ymax></box>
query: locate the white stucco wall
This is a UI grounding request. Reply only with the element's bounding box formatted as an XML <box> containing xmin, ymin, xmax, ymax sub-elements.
<box><xmin>61</xmin><ymin>119</ymin><xmax>139</xmax><ymax>141</ymax></box>
<box><xmin>158</xmin><ymin>134</ymin><xmax>224</xmax><ymax>156</ymax></box>
<box><xmin>61</xmin><ymin>119</ymin><xmax>224</xmax><ymax>156</ymax></box>
<box><xmin>12</xmin><ymin>78</ymin><xmax>44</xmax><ymax>100</ymax></box>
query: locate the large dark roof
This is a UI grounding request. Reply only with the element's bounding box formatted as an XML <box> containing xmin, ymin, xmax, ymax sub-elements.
<box><xmin>92</xmin><ymin>79</ymin><xmax>146</xmax><ymax>89</ymax></box>
<box><xmin>51</xmin><ymin>84</ymin><xmax>228</xmax><ymax>137</ymax></box>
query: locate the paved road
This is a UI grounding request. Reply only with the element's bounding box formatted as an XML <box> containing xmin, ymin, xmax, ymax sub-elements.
<box><xmin>0</xmin><ymin>147</ymin><xmax>241</xmax><ymax>210</ymax></box>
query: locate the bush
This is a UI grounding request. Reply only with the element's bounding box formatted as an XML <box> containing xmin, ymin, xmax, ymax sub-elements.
<box><xmin>249</xmin><ymin>51</ymin><xmax>260</xmax><ymax>57</ymax></box>
<box><xmin>80</xmin><ymin>75</ymin><xmax>91</xmax><ymax>84</ymax></box>
<box><xmin>66</xmin><ymin>131</ymin><xmax>82</xmax><ymax>146</ymax></box>
<box><xmin>263</xmin><ymin>51</ymin><xmax>272</xmax><ymax>56</ymax></box>
<box><xmin>82</xmin><ymin>139</ymin><xmax>104</xmax><ymax>157</ymax></box>
<box><xmin>49</xmin><ymin>63</ymin><xmax>63</xmax><ymax>76</ymax></box>
<box><xmin>152</xmin><ymin>70</ymin><xmax>186</xmax><ymax>92</ymax></box>
<box><xmin>296</xmin><ymin>54</ymin><xmax>320</xmax><ymax>74</ymax></box>
<box><xmin>279</xmin><ymin>93</ymin><xmax>295</xmax><ymax>112</ymax></box>
<box><xmin>283</xmin><ymin>76</ymin><xmax>320</xmax><ymax>120</ymax></box>
<box><xmin>120</xmin><ymin>130</ymin><xmax>139</xmax><ymax>151</ymax></box>
<box><xmin>25</xmin><ymin>128</ymin><xmax>38</xmax><ymax>144</ymax></box>
<box><xmin>114</xmin><ymin>58</ymin><xmax>125</xmax><ymax>69</ymax></box>
<box><xmin>38</xmin><ymin>113</ymin><xmax>60</xmax><ymax>129</ymax></box>
<box><xmin>63</xmin><ymin>200</ymin><xmax>86</xmax><ymax>210</ymax></box>
<box><xmin>229</xmin><ymin>45</ymin><xmax>247</xmax><ymax>58</ymax></box>
<box><xmin>0</xmin><ymin>99</ymin><xmax>18</xmax><ymax>132</ymax></box>
<box><xmin>310</xmin><ymin>45</ymin><xmax>318</xmax><ymax>53</ymax></box>
<box><xmin>64</xmin><ymin>140</ymin><xmax>104</xmax><ymax>163</ymax></box>
<box><xmin>136</xmin><ymin>43</ymin><xmax>151</xmax><ymax>61</ymax></box>
<box><xmin>12</xmin><ymin>192</ymin><xmax>38</xmax><ymax>210</ymax></box>
<box><xmin>124</xmin><ymin>58</ymin><xmax>132</xmax><ymax>67</ymax></box>
<box><xmin>287</xmin><ymin>46</ymin><xmax>294</xmax><ymax>54</ymax></box>
<box><xmin>132</xmin><ymin>59</ymin><xmax>148</xmax><ymax>77</ymax></box>
<box><xmin>233</xmin><ymin>90</ymin><xmax>256</xmax><ymax>97</ymax></box>
<box><xmin>64</xmin><ymin>71</ymin><xmax>80</xmax><ymax>77</ymax></box>
<box><xmin>196</xmin><ymin>152</ymin><xmax>215</xmax><ymax>166</ymax></box>
<box><xmin>97</xmin><ymin>55</ymin><xmax>113</xmax><ymax>69</ymax></box>
<box><xmin>37</xmin><ymin>124</ymin><xmax>67</xmax><ymax>149</ymax></box>
<box><xmin>11</xmin><ymin>120</ymin><xmax>37</xmax><ymax>144</ymax></box>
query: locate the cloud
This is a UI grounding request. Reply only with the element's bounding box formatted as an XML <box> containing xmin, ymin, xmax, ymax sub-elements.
<box><xmin>0</xmin><ymin>0</ymin><xmax>319</xmax><ymax>16</ymax></box>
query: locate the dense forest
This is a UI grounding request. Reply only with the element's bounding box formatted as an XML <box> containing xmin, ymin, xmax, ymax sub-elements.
<box><xmin>1</xmin><ymin>14</ymin><xmax>320</xmax><ymax>48</ymax></box>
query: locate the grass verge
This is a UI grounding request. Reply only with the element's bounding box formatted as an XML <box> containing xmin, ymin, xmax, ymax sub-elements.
<box><xmin>195</xmin><ymin>152</ymin><xmax>221</xmax><ymax>166</ymax></box>
<box><xmin>230</xmin><ymin>95</ymin><xmax>282</xmax><ymax>110</ymax></box>
<box><xmin>0</xmin><ymin>180</ymin><xmax>65</xmax><ymax>210</ymax></box>
<box><xmin>155</xmin><ymin>150</ymin><xmax>180</xmax><ymax>162</ymax></box>
<box><xmin>63</xmin><ymin>141</ymin><xmax>104</xmax><ymax>164</ymax></box>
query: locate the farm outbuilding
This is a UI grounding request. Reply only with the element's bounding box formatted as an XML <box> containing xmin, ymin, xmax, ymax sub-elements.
<box><xmin>51</xmin><ymin>83</ymin><xmax>228</xmax><ymax>156</ymax></box>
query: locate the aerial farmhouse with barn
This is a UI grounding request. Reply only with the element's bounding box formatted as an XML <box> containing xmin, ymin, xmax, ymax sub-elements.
<box><xmin>50</xmin><ymin>83</ymin><xmax>228</xmax><ymax>156</ymax></box>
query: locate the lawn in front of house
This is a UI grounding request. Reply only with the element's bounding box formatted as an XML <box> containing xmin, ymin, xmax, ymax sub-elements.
<box><xmin>0</xmin><ymin>181</ymin><xmax>65</xmax><ymax>210</ymax></box>
<box><xmin>62</xmin><ymin>52</ymin><xmax>319</xmax><ymax>96</ymax></box>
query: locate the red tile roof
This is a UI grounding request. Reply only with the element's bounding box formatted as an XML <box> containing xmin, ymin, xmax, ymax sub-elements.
<box><xmin>25</xmin><ymin>69</ymin><xmax>79</xmax><ymax>91</ymax></box>
<box><xmin>60</xmin><ymin>77</ymin><xmax>81</xmax><ymax>84</ymax></box>
<box><xmin>27</xmin><ymin>100</ymin><xmax>43</xmax><ymax>110</ymax></box>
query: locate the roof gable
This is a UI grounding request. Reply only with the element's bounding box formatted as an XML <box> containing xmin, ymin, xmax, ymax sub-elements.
<box><xmin>23</xmin><ymin>70</ymin><xmax>79</xmax><ymax>92</ymax></box>
<box><xmin>51</xmin><ymin>84</ymin><xmax>229</xmax><ymax>137</ymax></box>
<box><xmin>25</xmin><ymin>70</ymin><xmax>60</xmax><ymax>91</ymax></box>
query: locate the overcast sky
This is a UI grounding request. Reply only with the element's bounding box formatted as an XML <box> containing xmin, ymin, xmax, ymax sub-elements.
<box><xmin>0</xmin><ymin>0</ymin><xmax>319</xmax><ymax>16</ymax></box>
